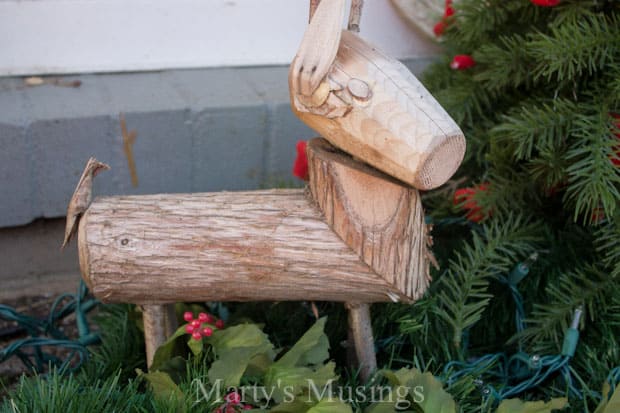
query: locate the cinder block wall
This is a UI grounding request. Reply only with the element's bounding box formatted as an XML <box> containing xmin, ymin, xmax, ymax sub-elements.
<box><xmin>0</xmin><ymin>60</ymin><xmax>433</xmax><ymax>297</ymax></box>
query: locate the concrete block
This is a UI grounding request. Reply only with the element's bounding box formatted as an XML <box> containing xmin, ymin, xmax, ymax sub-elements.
<box><xmin>110</xmin><ymin>110</ymin><xmax>193</xmax><ymax>195</ymax></box>
<box><xmin>25</xmin><ymin>76</ymin><xmax>110</xmax><ymax>121</ymax></box>
<box><xmin>263</xmin><ymin>102</ymin><xmax>314</xmax><ymax>188</ymax></box>
<box><xmin>0</xmin><ymin>79</ymin><xmax>30</xmax><ymax>126</ymax></box>
<box><xmin>101</xmin><ymin>71</ymin><xmax>188</xmax><ymax>114</ymax></box>
<box><xmin>0</xmin><ymin>218</ymin><xmax>80</xmax><ymax>301</ymax></box>
<box><xmin>0</xmin><ymin>124</ymin><xmax>33</xmax><ymax>227</ymax></box>
<box><xmin>169</xmin><ymin>67</ymin><xmax>265</xmax><ymax>110</ymax></box>
<box><xmin>238</xmin><ymin>65</ymin><xmax>291</xmax><ymax>103</ymax></box>
<box><xmin>30</xmin><ymin>116</ymin><xmax>117</xmax><ymax>218</ymax></box>
<box><xmin>191</xmin><ymin>106</ymin><xmax>268</xmax><ymax>192</ymax></box>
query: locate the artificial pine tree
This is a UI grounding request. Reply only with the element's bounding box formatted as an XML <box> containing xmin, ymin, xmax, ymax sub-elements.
<box><xmin>391</xmin><ymin>0</ymin><xmax>620</xmax><ymax>411</ymax></box>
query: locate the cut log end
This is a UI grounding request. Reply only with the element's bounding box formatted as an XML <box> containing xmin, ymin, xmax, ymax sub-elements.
<box><xmin>414</xmin><ymin>132</ymin><xmax>466</xmax><ymax>190</ymax></box>
<box><xmin>307</xmin><ymin>138</ymin><xmax>431</xmax><ymax>301</ymax></box>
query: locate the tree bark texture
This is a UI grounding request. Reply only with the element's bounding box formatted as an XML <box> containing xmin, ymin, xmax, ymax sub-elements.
<box><xmin>78</xmin><ymin>189</ymin><xmax>410</xmax><ymax>304</ymax></box>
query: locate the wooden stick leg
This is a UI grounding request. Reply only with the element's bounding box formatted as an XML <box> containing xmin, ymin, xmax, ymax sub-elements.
<box><xmin>142</xmin><ymin>304</ymin><xmax>177</xmax><ymax>369</ymax></box>
<box><xmin>346</xmin><ymin>302</ymin><xmax>377</xmax><ymax>382</ymax></box>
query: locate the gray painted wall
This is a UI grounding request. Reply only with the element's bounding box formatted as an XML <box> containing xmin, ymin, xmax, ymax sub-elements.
<box><xmin>0</xmin><ymin>60</ymin><xmax>432</xmax><ymax>229</ymax></box>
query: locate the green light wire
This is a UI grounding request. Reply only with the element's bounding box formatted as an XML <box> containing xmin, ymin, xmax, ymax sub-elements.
<box><xmin>442</xmin><ymin>259</ymin><xmax>584</xmax><ymax>402</ymax></box>
<box><xmin>0</xmin><ymin>280</ymin><xmax>100</xmax><ymax>372</ymax></box>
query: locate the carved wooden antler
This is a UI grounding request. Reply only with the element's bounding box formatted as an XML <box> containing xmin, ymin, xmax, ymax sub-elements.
<box><xmin>290</xmin><ymin>0</ymin><xmax>466</xmax><ymax>190</ymax></box>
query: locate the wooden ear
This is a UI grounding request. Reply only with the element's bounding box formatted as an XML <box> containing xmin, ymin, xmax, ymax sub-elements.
<box><xmin>290</xmin><ymin>0</ymin><xmax>346</xmax><ymax>97</ymax></box>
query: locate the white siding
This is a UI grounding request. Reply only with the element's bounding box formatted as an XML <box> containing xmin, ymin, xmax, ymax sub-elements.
<box><xmin>0</xmin><ymin>0</ymin><xmax>439</xmax><ymax>76</ymax></box>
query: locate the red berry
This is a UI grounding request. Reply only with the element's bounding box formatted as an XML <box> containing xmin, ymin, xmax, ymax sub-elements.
<box><xmin>592</xmin><ymin>207</ymin><xmax>605</xmax><ymax>224</ymax></box>
<box><xmin>202</xmin><ymin>327</ymin><xmax>213</xmax><ymax>337</ymax></box>
<box><xmin>530</xmin><ymin>0</ymin><xmax>560</xmax><ymax>6</ymax></box>
<box><xmin>444</xmin><ymin>5</ymin><xmax>455</xmax><ymax>17</ymax></box>
<box><xmin>225</xmin><ymin>392</ymin><xmax>241</xmax><ymax>404</ymax></box>
<box><xmin>610</xmin><ymin>113</ymin><xmax>620</xmax><ymax>166</ymax></box>
<box><xmin>198</xmin><ymin>312</ymin><xmax>208</xmax><ymax>322</ymax></box>
<box><xmin>191</xmin><ymin>330</ymin><xmax>202</xmax><ymax>340</ymax></box>
<box><xmin>450</xmin><ymin>55</ymin><xmax>476</xmax><ymax>70</ymax></box>
<box><xmin>191</xmin><ymin>319</ymin><xmax>201</xmax><ymax>328</ymax></box>
<box><xmin>215</xmin><ymin>319</ymin><xmax>225</xmax><ymax>329</ymax></box>
<box><xmin>292</xmin><ymin>141</ymin><xmax>309</xmax><ymax>181</ymax></box>
<box><xmin>454</xmin><ymin>183</ymin><xmax>490</xmax><ymax>223</ymax></box>
<box><xmin>433</xmin><ymin>20</ymin><xmax>446</xmax><ymax>37</ymax></box>
<box><xmin>183</xmin><ymin>311</ymin><xmax>193</xmax><ymax>322</ymax></box>
<box><xmin>185</xmin><ymin>324</ymin><xmax>195</xmax><ymax>334</ymax></box>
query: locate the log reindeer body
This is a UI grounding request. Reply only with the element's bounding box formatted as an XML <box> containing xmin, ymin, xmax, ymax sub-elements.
<box><xmin>290</xmin><ymin>0</ymin><xmax>465</xmax><ymax>190</ymax></box>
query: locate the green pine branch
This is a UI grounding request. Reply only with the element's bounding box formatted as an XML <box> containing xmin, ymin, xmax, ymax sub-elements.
<box><xmin>564</xmin><ymin>108</ymin><xmax>620</xmax><ymax>223</ymax></box>
<box><xmin>529</xmin><ymin>13</ymin><xmax>620</xmax><ymax>83</ymax></box>
<box><xmin>433</xmin><ymin>215</ymin><xmax>541</xmax><ymax>355</ymax></box>
<box><xmin>492</xmin><ymin>98</ymin><xmax>577</xmax><ymax>161</ymax></box>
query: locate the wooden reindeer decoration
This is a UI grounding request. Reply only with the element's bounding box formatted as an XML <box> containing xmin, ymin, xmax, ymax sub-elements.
<box><xmin>65</xmin><ymin>0</ymin><xmax>465</xmax><ymax>383</ymax></box>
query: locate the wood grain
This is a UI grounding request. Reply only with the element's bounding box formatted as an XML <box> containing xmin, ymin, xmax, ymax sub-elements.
<box><xmin>308</xmin><ymin>138</ymin><xmax>431</xmax><ymax>301</ymax></box>
<box><xmin>78</xmin><ymin>190</ymin><xmax>410</xmax><ymax>304</ymax></box>
<box><xmin>290</xmin><ymin>29</ymin><xmax>465</xmax><ymax>190</ymax></box>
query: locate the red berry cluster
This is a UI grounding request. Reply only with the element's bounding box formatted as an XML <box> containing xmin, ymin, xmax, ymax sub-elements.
<box><xmin>292</xmin><ymin>140</ymin><xmax>309</xmax><ymax>181</ymax></box>
<box><xmin>214</xmin><ymin>391</ymin><xmax>253</xmax><ymax>412</ymax></box>
<box><xmin>434</xmin><ymin>0</ymin><xmax>455</xmax><ymax>37</ymax></box>
<box><xmin>530</xmin><ymin>0</ymin><xmax>560</xmax><ymax>6</ymax></box>
<box><xmin>453</xmin><ymin>183</ymin><xmax>491</xmax><ymax>223</ymax></box>
<box><xmin>183</xmin><ymin>311</ymin><xmax>225</xmax><ymax>341</ymax></box>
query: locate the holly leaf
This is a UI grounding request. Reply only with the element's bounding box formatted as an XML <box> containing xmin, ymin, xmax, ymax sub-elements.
<box><xmin>269</xmin><ymin>393</ymin><xmax>352</xmax><ymax>413</ymax></box>
<box><xmin>306</xmin><ymin>398</ymin><xmax>353</xmax><ymax>413</ymax></box>
<box><xmin>187</xmin><ymin>336</ymin><xmax>203</xmax><ymax>356</ymax></box>
<box><xmin>209</xmin><ymin>346</ymin><xmax>271</xmax><ymax>387</ymax></box>
<box><xmin>210</xmin><ymin>323</ymin><xmax>274</xmax><ymax>355</ymax></box>
<box><xmin>275</xmin><ymin>317</ymin><xmax>329</xmax><ymax>368</ymax></box>
<box><xmin>207</xmin><ymin>323</ymin><xmax>275</xmax><ymax>387</ymax></box>
<box><xmin>270</xmin><ymin>398</ymin><xmax>312</xmax><ymax>413</ymax></box>
<box><xmin>265</xmin><ymin>362</ymin><xmax>337</xmax><ymax>403</ymax></box>
<box><xmin>367</xmin><ymin>368</ymin><xmax>456</xmax><ymax>413</ymax></box>
<box><xmin>137</xmin><ymin>369</ymin><xmax>183</xmax><ymax>401</ymax></box>
<box><xmin>364</xmin><ymin>403</ymin><xmax>402</xmax><ymax>413</ymax></box>
<box><xmin>594</xmin><ymin>383</ymin><xmax>620</xmax><ymax>413</ymax></box>
<box><xmin>151</xmin><ymin>324</ymin><xmax>189</xmax><ymax>371</ymax></box>
<box><xmin>496</xmin><ymin>398</ymin><xmax>568</xmax><ymax>413</ymax></box>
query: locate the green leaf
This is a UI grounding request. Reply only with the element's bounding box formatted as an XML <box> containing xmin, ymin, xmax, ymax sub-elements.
<box><xmin>368</xmin><ymin>368</ymin><xmax>456</xmax><ymax>413</ymax></box>
<box><xmin>207</xmin><ymin>323</ymin><xmax>275</xmax><ymax>387</ymax></box>
<box><xmin>209</xmin><ymin>345</ymin><xmax>273</xmax><ymax>388</ymax></box>
<box><xmin>364</xmin><ymin>403</ymin><xmax>399</xmax><ymax>413</ymax></box>
<box><xmin>137</xmin><ymin>369</ymin><xmax>183</xmax><ymax>401</ymax></box>
<box><xmin>270</xmin><ymin>398</ymin><xmax>313</xmax><ymax>413</ymax></box>
<box><xmin>594</xmin><ymin>383</ymin><xmax>620</xmax><ymax>413</ymax></box>
<box><xmin>496</xmin><ymin>398</ymin><xmax>568</xmax><ymax>413</ymax></box>
<box><xmin>275</xmin><ymin>317</ymin><xmax>329</xmax><ymax>368</ymax></box>
<box><xmin>270</xmin><ymin>393</ymin><xmax>352</xmax><ymax>413</ymax></box>
<box><xmin>187</xmin><ymin>336</ymin><xmax>203</xmax><ymax>356</ymax></box>
<box><xmin>210</xmin><ymin>323</ymin><xmax>275</xmax><ymax>355</ymax></box>
<box><xmin>264</xmin><ymin>318</ymin><xmax>336</xmax><ymax>403</ymax></box>
<box><xmin>150</xmin><ymin>324</ymin><xmax>189</xmax><ymax>371</ymax></box>
<box><xmin>306</xmin><ymin>398</ymin><xmax>353</xmax><ymax>413</ymax></box>
<box><xmin>265</xmin><ymin>362</ymin><xmax>337</xmax><ymax>404</ymax></box>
